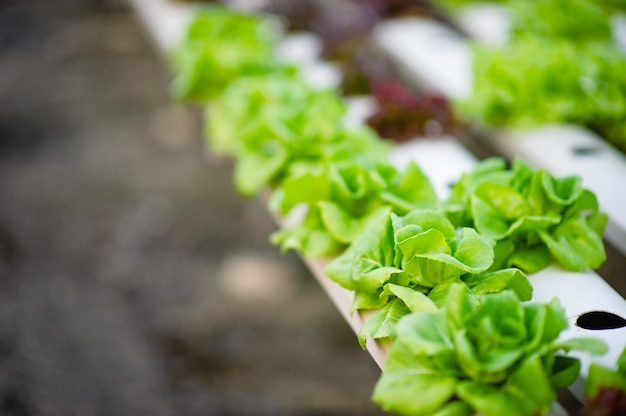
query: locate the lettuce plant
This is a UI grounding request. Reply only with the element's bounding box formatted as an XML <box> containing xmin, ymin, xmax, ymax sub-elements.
<box><xmin>324</xmin><ymin>209</ymin><xmax>532</xmax><ymax>346</ymax></box>
<box><xmin>270</xmin><ymin>159</ymin><xmax>438</xmax><ymax>257</ymax></box>
<box><xmin>169</xmin><ymin>7</ymin><xmax>282</xmax><ymax>101</ymax></box>
<box><xmin>434</xmin><ymin>0</ymin><xmax>509</xmax><ymax>11</ymax></box>
<box><xmin>206</xmin><ymin>72</ymin><xmax>390</xmax><ymax>197</ymax></box>
<box><xmin>508</xmin><ymin>0</ymin><xmax>613</xmax><ymax>43</ymax></box>
<box><xmin>583</xmin><ymin>346</ymin><xmax>626</xmax><ymax>415</ymax></box>
<box><xmin>373</xmin><ymin>283</ymin><xmax>607</xmax><ymax>416</ymax></box>
<box><xmin>445</xmin><ymin>157</ymin><xmax>607</xmax><ymax>273</ymax></box>
<box><xmin>205</xmin><ymin>70</ymin><xmax>309</xmax><ymax>156</ymax></box>
<box><xmin>447</xmin><ymin>0</ymin><xmax>626</xmax><ymax>152</ymax></box>
<box><xmin>458</xmin><ymin>27</ymin><xmax>626</xmax><ymax>152</ymax></box>
<box><xmin>366</xmin><ymin>81</ymin><xmax>464</xmax><ymax>142</ymax></box>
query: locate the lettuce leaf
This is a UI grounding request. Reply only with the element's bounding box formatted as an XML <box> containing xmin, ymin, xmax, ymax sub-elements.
<box><xmin>585</xmin><ymin>347</ymin><xmax>626</xmax><ymax>412</ymax></box>
<box><xmin>373</xmin><ymin>284</ymin><xmax>607</xmax><ymax>416</ymax></box>
<box><xmin>459</xmin><ymin>38</ymin><xmax>626</xmax><ymax>152</ymax></box>
<box><xmin>446</xmin><ymin>157</ymin><xmax>607</xmax><ymax>272</ymax></box>
<box><xmin>208</xmin><ymin>72</ymin><xmax>396</xmax><ymax>198</ymax></box>
<box><xmin>269</xmin><ymin>207</ymin><xmax>343</xmax><ymax>257</ymax></box>
<box><xmin>325</xmin><ymin>209</ymin><xmax>532</xmax><ymax>346</ymax></box>
<box><xmin>271</xmin><ymin>159</ymin><xmax>437</xmax><ymax>257</ymax></box>
<box><xmin>169</xmin><ymin>7</ymin><xmax>282</xmax><ymax>101</ymax></box>
<box><xmin>508</xmin><ymin>0</ymin><xmax>613</xmax><ymax>43</ymax></box>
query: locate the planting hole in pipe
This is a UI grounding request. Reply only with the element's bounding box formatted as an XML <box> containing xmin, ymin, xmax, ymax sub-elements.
<box><xmin>575</xmin><ymin>311</ymin><xmax>626</xmax><ymax>330</ymax></box>
<box><xmin>572</xmin><ymin>146</ymin><xmax>603</xmax><ymax>156</ymax></box>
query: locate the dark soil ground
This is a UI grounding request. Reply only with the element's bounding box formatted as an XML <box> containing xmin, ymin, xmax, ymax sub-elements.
<box><xmin>0</xmin><ymin>1</ymin><xmax>390</xmax><ymax>415</ymax></box>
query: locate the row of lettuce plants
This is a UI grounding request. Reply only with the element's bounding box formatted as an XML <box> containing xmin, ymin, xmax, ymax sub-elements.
<box><xmin>435</xmin><ymin>0</ymin><xmax>626</xmax><ymax>154</ymax></box>
<box><xmin>168</xmin><ymin>5</ymin><xmax>621</xmax><ymax>415</ymax></box>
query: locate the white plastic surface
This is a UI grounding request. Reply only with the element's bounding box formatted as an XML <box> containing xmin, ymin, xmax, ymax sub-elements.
<box><xmin>298</xmin><ymin>62</ymin><xmax>343</xmax><ymax>90</ymax></box>
<box><xmin>391</xmin><ymin>138</ymin><xmax>477</xmax><ymax>199</ymax></box>
<box><xmin>453</xmin><ymin>3</ymin><xmax>511</xmax><ymax>46</ymax></box>
<box><xmin>374</xmin><ymin>17</ymin><xmax>473</xmax><ymax>98</ymax></box>
<box><xmin>225</xmin><ymin>0</ymin><xmax>268</xmax><ymax>12</ymax></box>
<box><xmin>276</xmin><ymin>33</ymin><xmax>322</xmax><ymax>65</ymax></box>
<box><xmin>614</xmin><ymin>13</ymin><xmax>626</xmax><ymax>52</ymax></box>
<box><xmin>127</xmin><ymin>0</ymin><xmax>199</xmax><ymax>51</ymax></box>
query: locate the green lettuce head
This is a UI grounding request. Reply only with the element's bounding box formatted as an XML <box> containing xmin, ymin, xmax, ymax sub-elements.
<box><xmin>208</xmin><ymin>71</ymin><xmax>384</xmax><ymax>198</ymax></box>
<box><xmin>445</xmin><ymin>157</ymin><xmax>607</xmax><ymax>273</ymax></box>
<box><xmin>270</xmin><ymin>158</ymin><xmax>436</xmax><ymax>258</ymax></box>
<box><xmin>324</xmin><ymin>209</ymin><xmax>532</xmax><ymax>347</ymax></box>
<box><xmin>170</xmin><ymin>7</ymin><xmax>282</xmax><ymax>101</ymax></box>
<box><xmin>373</xmin><ymin>284</ymin><xmax>607</xmax><ymax>416</ymax></box>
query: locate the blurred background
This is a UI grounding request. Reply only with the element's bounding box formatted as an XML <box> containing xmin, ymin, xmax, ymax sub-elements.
<box><xmin>0</xmin><ymin>1</ymin><xmax>390</xmax><ymax>414</ymax></box>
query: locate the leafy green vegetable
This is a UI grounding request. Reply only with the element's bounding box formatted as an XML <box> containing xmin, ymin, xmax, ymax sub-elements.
<box><xmin>456</xmin><ymin>2</ymin><xmax>626</xmax><ymax>152</ymax></box>
<box><xmin>436</xmin><ymin>0</ymin><xmax>620</xmax><ymax>40</ymax></box>
<box><xmin>460</xmin><ymin>38</ymin><xmax>626</xmax><ymax>145</ymax></box>
<box><xmin>373</xmin><ymin>283</ymin><xmax>608</xmax><ymax>416</ymax></box>
<box><xmin>445</xmin><ymin>157</ymin><xmax>607</xmax><ymax>272</ymax></box>
<box><xmin>270</xmin><ymin>158</ymin><xmax>438</xmax><ymax>257</ymax></box>
<box><xmin>205</xmin><ymin>69</ymin><xmax>304</xmax><ymax>156</ymax></box>
<box><xmin>207</xmin><ymin>72</ymin><xmax>394</xmax><ymax>197</ymax></box>
<box><xmin>169</xmin><ymin>7</ymin><xmax>282</xmax><ymax>101</ymax></box>
<box><xmin>434</xmin><ymin>0</ymin><xmax>509</xmax><ymax>13</ymax></box>
<box><xmin>585</xmin><ymin>347</ymin><xmax>626</xmax><ymax>406</ymax></box>
<box><xmin>508</xmin><ymin>0</ymin><xmax>613</xmax><ymax>43</ymax></box>
<box><xmin>324</xmin><ymin>209</ymin><xmax>532</xmax><ymax>346</ymax></box>
<box><xmin>206</xmin><ymin>71</ymin><xmax>349</xmax><ymax>158</ymax></box>
<box><xmin>269</xmin><ymin>206</ymin><xmax>344</xmax><ymax>257</ymax></box>
<box><xmin>597</xmin><ymin>0</ymin><xmax>626</xmax><ymax>12</ymax></box>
